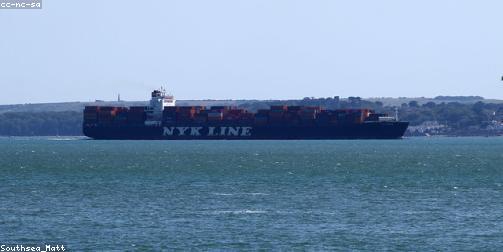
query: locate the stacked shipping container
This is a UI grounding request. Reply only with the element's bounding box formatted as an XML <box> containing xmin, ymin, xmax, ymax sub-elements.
<box><xmin>83</xmin><ymin>105</ymin><xmax>378</xmax><ymax>126</ymax></box>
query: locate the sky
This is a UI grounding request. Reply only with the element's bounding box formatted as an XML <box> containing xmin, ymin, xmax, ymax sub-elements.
<box><xmin>1</xmin><ymin>0</ymin><xmax>503</xmax><ymax>104</ymax></box>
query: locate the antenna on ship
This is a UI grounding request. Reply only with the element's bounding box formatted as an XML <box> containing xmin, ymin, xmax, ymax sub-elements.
<box><xmin>117</xmin><ymin>93</ymin><xmax>121</xmax><ymax>102</ymax></box>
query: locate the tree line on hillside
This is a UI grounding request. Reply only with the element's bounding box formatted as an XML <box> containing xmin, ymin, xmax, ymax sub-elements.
<box><xmin>0</xmin><ymin>99</ymin><xmax>501</xmax><ymax>136</ymax></box>
<box><xmin>0</xmin><ymin>111</ymin><xmax>82</xmax><ymax>136</ymax></box>
<box><xmin>398</xmin><ymin>101</ymin><xmax>501</xmax><ymax>128</ymax></box>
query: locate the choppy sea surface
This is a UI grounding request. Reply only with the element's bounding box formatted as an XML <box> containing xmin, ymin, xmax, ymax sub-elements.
<box><xmin>0</xmin><ymin>137</ymin><xmax>502</xmax><ymax>251</ymax></box>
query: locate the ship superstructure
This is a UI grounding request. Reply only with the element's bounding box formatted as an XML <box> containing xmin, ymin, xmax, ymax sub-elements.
<box><xmin>145</xmin><ymin>88</ymin><xmax>175</xmax><ymax>126</ymax></box>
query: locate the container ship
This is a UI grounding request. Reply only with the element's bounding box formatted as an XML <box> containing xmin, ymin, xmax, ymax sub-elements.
<box><xmin>83</xmin><ymin>89</ymin><xmax>408</xmax><ymax>140</ymax></box>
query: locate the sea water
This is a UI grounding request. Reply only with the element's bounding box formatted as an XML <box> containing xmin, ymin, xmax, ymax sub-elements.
<box><xmin>0</xmin><ymin>137</ymin><xmax>502</xmax><ymax>250</ymax></box>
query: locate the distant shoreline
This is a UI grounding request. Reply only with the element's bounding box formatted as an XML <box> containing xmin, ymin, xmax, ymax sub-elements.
<box><xmin>1</xmin><ymin>96</ymin><xmax>502</xmax><ymax>137</ymax></box>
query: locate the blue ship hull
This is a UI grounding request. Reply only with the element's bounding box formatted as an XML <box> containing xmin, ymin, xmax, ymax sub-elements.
<box><xmin>83</xmin><ymin>122</ymin><xmax>409</xmax><ymax>140</ymax></box>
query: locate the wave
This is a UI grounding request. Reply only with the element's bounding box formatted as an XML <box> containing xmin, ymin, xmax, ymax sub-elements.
<box><xmin>212</xmin><ymin>210</ymin><xmax>267</xmax><ymax>214</ymax></box>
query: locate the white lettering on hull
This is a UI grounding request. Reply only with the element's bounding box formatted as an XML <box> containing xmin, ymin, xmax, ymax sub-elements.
<box><xmin>241</xmin><ymin>127</ymin><xmax>252</xmax><ymax>136</ymax></box>
<box><xmin>163</xmin><ymin>127</ymin><xmax>175</xmax><ymax>136</ymax></box>
<box><xmin>190</xmin><ymin>127</ymin><xmax>203</xmax><ymax>136</ymax></box>
<box><xmin>176</xmin><ymin>127</ymin><xmax>190</xmax><ymax>136</ymax></box>
<box><xmin>220</xmin><ymin>127</ymin><xmax>227</xmax><ymax>136</ymax></box>
<box><xmin>228</xmin><ymin>127</ymin><xmax>239</xmax><ymax>136</ymax></box>
<box><xmin>208</xmin><ymin>127</ymin><xmax>217</xmax><ymax>136</ymax></box>
<box><xmin>162</xmin><ymin>126</ymin><xmax>253</xmax><ymax>137</ymax></box>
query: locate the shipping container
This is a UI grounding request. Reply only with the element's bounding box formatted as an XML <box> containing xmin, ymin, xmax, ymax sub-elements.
<box><xmin>207</xmin><ymin>112</ymin><xmax>223</xmax><ymax>121</ymax></box>
<box><xmin>84</xmin><ymin>106</ymin><xmax>100</xmax><ymax>112</ymax></box>
<box><xmin>128</xmin><ymin>110</ymin><xmax>146</xmax><ymax>123</ymax></box>
<box><xmin>130</xmin><ymin>106</ymin><xmax>147</xmax><ymax>111</ymax></box>
<box><xmin>269</xmin><ymin>110</ymin><xmax>284</xmax><ymax>118</ymax></box>
<box><xmin>270</xmin><ymin>105</ymin><xmax>287</xmax><ymax>111</ymax></box>
<box><xmin>193</xmin><ymin>106</ymin><xmax>205</xmax><ymax>112</ymax></box>
<box><xmin>194</xmin><ymin>112</ymin><xmax>208</xmax><ymax>123</ymax></box>
<box><xmin>210</xmin><ymin>106</ymin><xmax>235</xmax><ymax>110</ymax></box>
<box><xmin>254</xmin><ymin>115</ymin><xmax>268</xmax><ymax>125</ymax></box>
<box><xmin>257</xmin><ymin>109</ymin><xmax>270</xmax><ymax>115</ymax></box>
<box><xmin>208</xmin><ymin>112</ymin><xmax>223</xmax><ymax>117</ymax></box>
<box><xmin>100</xmin><ymin>106</ymin><xmax>118</xmax><ymax>111</ymax></box>
<box><xmin>163</xmin><ymin>110</ymin><xmax>177</xmax><ymax>116</ymax></box>
<box><xmin>286</xmin><ymin>106</ymin><xmax>302</xmax><ymax>112</ymax></box>
<box><xmin>164</xmin><ymin>106</ymin><xmax>177</xmax><ymax>112</ymax></box>
<box><xmin>299</xmin><ymin>111</ymin><xmax>316</xmax><ymax>120</ymax></box>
